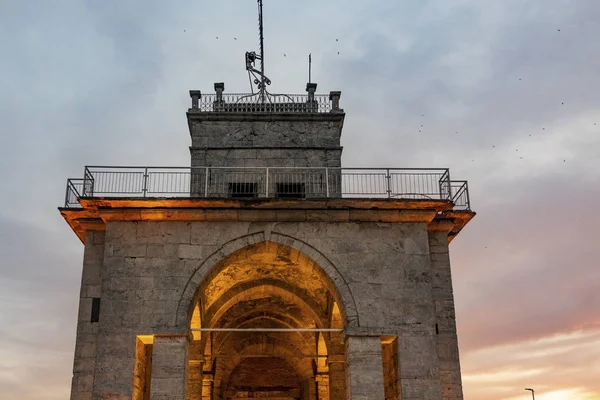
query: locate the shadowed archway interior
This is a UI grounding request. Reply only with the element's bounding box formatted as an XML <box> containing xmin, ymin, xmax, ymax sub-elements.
<box><xmin>187</xmin><ymin>241</ymin><xmax>347</xmax><ymax>400</ymax></box>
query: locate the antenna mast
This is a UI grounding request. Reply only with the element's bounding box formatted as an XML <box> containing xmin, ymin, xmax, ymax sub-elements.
<box><xmin>258</xmin><ymin>0</ymin><xmax>265</xmax><ymax>89</ymax></box>
<box><xmin>245</xmin><ymin>0</ymin><xmax>271</xmax><ymax>100</ymax></box>
<box><xmin>309</xmin><ymin>53</ymin><xmax>312</xmax><ymax>83</ymax></box>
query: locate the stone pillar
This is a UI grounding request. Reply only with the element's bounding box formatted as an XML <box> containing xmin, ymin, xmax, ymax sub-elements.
<box><xmin>189</xmin><ymin>90</ymin><xmax>201</xmax><ymax>109</ymax></box>
<box><xmin>381</xmin><ymin>336</ymin><xmax>400</xmax><ymax>400</ymax></box>
<box><xmin>329</xmin><ymin>91</ymin><xmax>342</xmax><ymax>112</ymax></box>
<box><xmin>201</xmin><ymin>373</ymin><xmax>214</xmax><ymax>400</ymax></box>
<box><xmin>345</xmin><ymin>336</ymin><xmax>385</xmax><ymax>400</ymax></box>
<box><xmin>396</xmin><ymin>330</ymin><xmax>441</xmax><ymax>399</ymax></box>
<box><xmin>328</xmin><ymin>355</ymin><xmax>346</xmax><ymax>400</ymax></box>
<box><xmin>150</xmin><ymin>335</ymin><xmax>189</xmax><ymax>400</ymax></box>
<box><xmin>214</xmin><ymin>83</ymin><xmax>224</xmax><ymax>103</ymax></box>
<box><xmin>316</xmin><ymin>373</ymin><xmax>329</xmax><ymax>400</ymax></box>
<box><xmin>395</xmin><ymin>226</ymin><xmax>443</xmax><ymax>400</ymax></box>
<box><xmin>302</xmin><ymin>378</ymin><xmax>317</xmax><ymax>400</ymax></box>
<box><xmin>306</xmin><ymin>82</ymin><xmax>317</xmax><ymax>102</ymax></box>
<box><xmin>429</xmin><ymin>230</ymin><xmax>464</xmax><ymax>400</ymax></box>
<box><xmin>70</xmin><ymin>231</ymin><xmax>104</xmax><ymax>400</ymax></box>
<box><xmin>187</xmin><ymin>359</ymin><xmax>203</xmax><ymax>400</ymax></box>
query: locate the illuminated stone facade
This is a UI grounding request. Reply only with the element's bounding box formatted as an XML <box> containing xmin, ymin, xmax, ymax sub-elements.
<box><xmin>63</xmin><ymin>85</ymin><xmax>473</xmax><ymax>400</ymax></box>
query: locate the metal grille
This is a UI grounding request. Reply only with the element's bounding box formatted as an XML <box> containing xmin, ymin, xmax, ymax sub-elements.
<box><xmin>195</xmin><ymin>93</ymin><xmax>332</xmax><ymax>113</ymax></box>
<box><xmin>65</xmin><ymin>179</ymin><xmax>84</xmax><ymax>208</ymax></box>
<box><xmin>63</xmin><ymin>166</ymin><xmax>470</xmax><ymax>211</ymax></box>
<box><xmin>451</xmin><ymin>181</ymin><xmax>471</xmax><ymax>211</ymax></box>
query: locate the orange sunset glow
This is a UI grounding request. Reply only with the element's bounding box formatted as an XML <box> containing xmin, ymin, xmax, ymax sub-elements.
<box><xmin>1</xmin><ymin>1</ymin><xmax>599</xmax><ymax>399</ymax></box>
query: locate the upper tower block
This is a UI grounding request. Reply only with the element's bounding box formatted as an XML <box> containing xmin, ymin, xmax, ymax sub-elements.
<box><xmin>186</xmin><ymin>0</ymin><xmax>344</xmax><ymax>171</ymax></box>
<box><xmin>186</xmin><ymin>84</ymin><xmax>345</xmax><ymax>169</ymax></box>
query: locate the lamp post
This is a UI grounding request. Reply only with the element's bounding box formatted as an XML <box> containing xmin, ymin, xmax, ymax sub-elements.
<box><xmin>525</xmin><ymin>388</ymin><xmax>535</xmax><ymax>400</ymax></box>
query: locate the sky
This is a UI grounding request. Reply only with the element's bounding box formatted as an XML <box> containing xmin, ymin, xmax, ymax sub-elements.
<box><xmin>0</xmin><ymin>0</ymin><xmax>599</xmax><ymax>399</ymax></box>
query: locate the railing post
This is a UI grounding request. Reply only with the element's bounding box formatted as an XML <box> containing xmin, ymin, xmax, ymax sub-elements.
<box><xmin>142</xmin><ymin>167</ymin><xmax>149</xmax><ymax>197</ymax></box>
<box><xmin>214</xmin><ymin>82</ymin><xmax>224</xmax><ymax>101</ymax></box>
<box><xmin>204</xmin><ymin>167</ymin><xmax>209</xmax><ymax>197</ymax></box>
<box><xmin>265</xmin><ymin>167</ymin><xmax>269</xmax><ymax>197</ymax></box>
<box><xmin>83</xmin><ymin>167</ymin><xmax>94</xmax><ymax>197</ymax></box>
<box><xmin>64</xmin><ymin>180</ymin><xmax>71</xmax><ymax>208</ymax></box>
<box><xmin>325</xmin><ymin>168</ymin><xmax>329</xmax><ymax>197</ymax></box>
<box><xmin>214</xmin><ymin>82</ymin><xmax>225</xmax><ymax>112</ymax></box>
<box><xmin>189</xmin><ymin>90</ymin><xmax>201</xmax><ymax>109</ymax></box>
<box><xmin>329</xmin><ymin>91</ymin><xmax>342</xmax><ymax>112</ymax></box>
<box><xmin>446</xmin><ymin>169</ymin><xmax>452</xmax><ymax>200</ymax></box>
<box><xmin>306</xmin><ymin>82</ymin><xmax>317</xmax><ymax>102</ymax></box>
<box><xmin>386</xmin><ymin>168</ymin><xmax>391</xmax><ymax>198</ymax></box>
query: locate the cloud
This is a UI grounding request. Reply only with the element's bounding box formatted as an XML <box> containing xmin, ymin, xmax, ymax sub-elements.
<box><xmin>462</xmin><ymin>329</ymin><xmax>600</xmax><ymax>399</ymax></box>
<box><xmin>1</xmin><ymin>0</ymin><xmax>599</xmax><ymax>399</ymax></box>
<box><xmin>0</xmin><ymin>216</ymin><xmax>81</xmax><ymax>399</ymax></box>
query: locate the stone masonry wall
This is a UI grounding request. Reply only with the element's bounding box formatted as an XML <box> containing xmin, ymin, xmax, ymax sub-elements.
<box><xmin>429</xmin><ymin>231</ymin><xmax>464</xmax><ymax>400</ymax></box>
<box><xmin>88</xmin><ymin>220</ymin><xmax>447</xmax><ymax>399</ymax></box>
<box><xmin>70</xmin><ymin>230</ymin><xmax>104</xmax><ymax>400</ymax></box>
<box><xmin>189</xmin><ymin>120</ymin><xmax>342</xmax><ymax>149</ymax></box>
<box><xmin>189</xmin><ymin>119</ymin><xmax>343</xmax><ymax>169</ymax></box>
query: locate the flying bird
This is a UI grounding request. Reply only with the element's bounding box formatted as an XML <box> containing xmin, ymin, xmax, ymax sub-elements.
<box><xmin>283</xmin><ymin>54</ymin><xmax>287</xmax><ymax>57</ymax></box>
<box><xmin>337</xmin><ymin>52</ymin><xmax>340</xmax><ymax>55</ymax></box>
<box><xmin>216</xmin><ymin>36</ymin><xmax>219</xmax><ymax>39</ymax></box>
<box><xmin>336</xmin><ymin>38</ymin><xmax>339</xmax><ymax>42</ymax></box>
<box><xmin>184</xmin><ymin>29</ymin><xmax>186</xmax><ymax>32</ymax></box>
<box><xmin>234</xmin><ymin>37</ymin><xmax>237</xmax><ymax>40</ymax></box>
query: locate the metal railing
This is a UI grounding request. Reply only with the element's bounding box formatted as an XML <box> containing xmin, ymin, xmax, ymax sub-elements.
<box><xmin>450</xmin><ymin>181</ymin><xmax>471</xmax><ymax>211</ymax></box>
<box><xmin>64</xmin><ymin>179</ymin><xmax>84</xmax><ymax>208</ymax></box>
<box><xmin>194</xmin><ymin>93</ymin><xmax>333</xmax><ymax>113</ymax></box>
<box><xmin>63</xmin><ymin>166</ymin><xmax>471</xmax><ymax>210</ymax></box>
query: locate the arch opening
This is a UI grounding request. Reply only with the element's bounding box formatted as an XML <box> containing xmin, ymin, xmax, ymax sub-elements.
<box><xmin>185</xmin><ymin>239</ymin><xmax>348</xmax><ymax>400</ymax></box>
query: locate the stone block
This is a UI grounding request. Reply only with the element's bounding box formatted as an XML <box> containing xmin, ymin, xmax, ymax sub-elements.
<box><xmin>136</xmin><ymin>222</ymin><xmax>192</xmax><ymax>244</ymax></box>
<box><xmin>107</xmin><ymin>244</ymin><xmax>147</xmax><ymax>258</ymax></box>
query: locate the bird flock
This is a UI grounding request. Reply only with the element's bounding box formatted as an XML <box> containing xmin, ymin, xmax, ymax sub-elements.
<box><xmin>411</xmin><ymin>27</ymin><xmax>596</xmax><ymax>165</ymax></box>
<box><xmin>185</xmin><ymin>29</ymin><xmax>343</xmax><ymax>56</ymax></box>
<box><xmin>183</xmin><ymin>27</ymin><xmax>596</xmax><ymax>165</ymax></box>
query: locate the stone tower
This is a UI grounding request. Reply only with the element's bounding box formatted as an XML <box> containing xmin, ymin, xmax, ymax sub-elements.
<box><xmin>60</xmin><ymin>16</ymin><xmax>475</xmax><ymax>400</ymax></box>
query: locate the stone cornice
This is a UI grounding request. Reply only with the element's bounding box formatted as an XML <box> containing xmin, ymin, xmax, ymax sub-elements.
<box><xmin>186</xmin><ymin>111</ymin><xmax>345</xmax><ymax>123</ymax></box>
<box><xmin>59</xmin><ymin>198</ymin><xmax>475</xmax><ymax>244</ymax></box>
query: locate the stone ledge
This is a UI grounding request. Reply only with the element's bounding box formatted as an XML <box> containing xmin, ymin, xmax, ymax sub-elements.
<box><xmin>59</xmin><ymin>198</ymin><xmax>475</xmax><ymax>244</ymax></box>
<box><xmin>187</xmin><ymin>111</ymin><xmax>346</xmax><ymax>123</ymax></box>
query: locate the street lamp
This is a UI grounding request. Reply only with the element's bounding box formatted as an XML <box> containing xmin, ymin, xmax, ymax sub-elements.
<box><xmin>525</xmin><ymin>388</ymin><xmax>535</xmax><ymax>400</ymax></box>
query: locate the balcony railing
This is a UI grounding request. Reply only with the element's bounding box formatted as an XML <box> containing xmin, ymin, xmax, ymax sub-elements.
<box><xmin>63</xmin><ymin>166</ymin><xmax>471</xmax><ymax>211</ymax></box>
<box><xmin>188</xmin><ymin>90</ymin><xmax>342</xmax><ymax>114</ymax></box>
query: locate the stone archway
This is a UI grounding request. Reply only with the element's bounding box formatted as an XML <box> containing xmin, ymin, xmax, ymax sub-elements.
<box><xmin>179</xmin><ymin>233</ymin><xmax>355</xmax><ymax>400</ymax></box>
<box><xmin>176</xmin><ymin>232</ymin><xmax>359</xmax><ymax>329</ymax></box>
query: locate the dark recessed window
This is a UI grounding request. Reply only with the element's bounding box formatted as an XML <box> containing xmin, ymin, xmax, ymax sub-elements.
<box><xmin>276</xmin><ymin>183</ymin><xmax>305</xmax><ymax>199</ymax></box>
<box><xmin>229</xmin><ymin>182</ymin><xmax>257</xmax><ymax>198</ymax></box>
<box><xmin>91</xmin><ymin>298</ymin><xmax>101</xmax><ymax>323</ymax></box>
